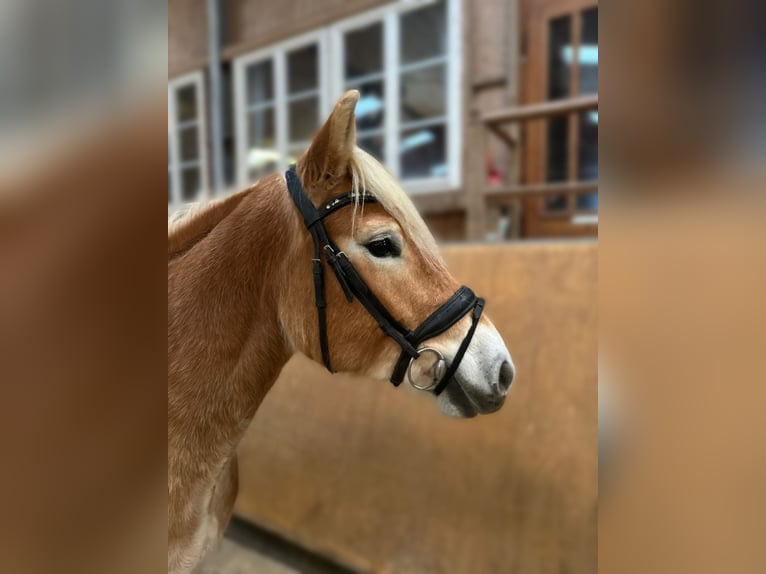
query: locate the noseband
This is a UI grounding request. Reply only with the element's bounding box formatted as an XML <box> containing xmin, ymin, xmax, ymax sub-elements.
<box><xmin>285</xmin><ymin>165</ymin><xmax>484</xmax><ymax>396</ymax></box>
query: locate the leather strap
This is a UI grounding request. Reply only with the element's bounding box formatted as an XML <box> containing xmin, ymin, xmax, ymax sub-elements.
<box><xmin>433</xmin><ymin>298</ymin><xmax>484</xmax><ymax>395</ymax></box>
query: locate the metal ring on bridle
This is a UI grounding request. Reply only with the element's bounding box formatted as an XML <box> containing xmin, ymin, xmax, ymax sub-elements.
<box><xmin>407</xmin><ymin>347</ymin><xmax>448</xmax><ymax>391</ymax></box>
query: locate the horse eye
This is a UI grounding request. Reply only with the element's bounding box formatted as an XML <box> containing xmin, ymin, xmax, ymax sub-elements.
<box><xmin>365</xmin><ymin>238</ymin><xmax>400</xmax><ymax>258</ymax></box>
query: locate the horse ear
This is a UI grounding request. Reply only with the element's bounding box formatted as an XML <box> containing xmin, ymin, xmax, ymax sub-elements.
<box><xmin>298</xmin><ymin>90</ymin><xmax>359</xmax><ymax>194</ymax></box>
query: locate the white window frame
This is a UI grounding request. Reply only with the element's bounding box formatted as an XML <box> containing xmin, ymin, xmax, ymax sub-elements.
<box><xmin>233</xmin><ymin>0</ymin><xmax>461</xmax><ymax>194</ymax></box>
<box><xmin>233</xmin><ymin>30</ymin><xmax>329</xmax><ymax>188</ymax></box>
<box><xmin>168</xmin><ymin>71</ymin><xmax>209</xmax><ymax>210</ymax></box>
<box><xmin>331</xmin><ymin>0</ymin><xmax>462</xmax><ymax>193</ymax></box>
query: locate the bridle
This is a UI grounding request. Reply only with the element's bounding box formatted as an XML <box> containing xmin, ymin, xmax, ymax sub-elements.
<box><xmin>285</xmin><ymin>165</ymin><xmax>485</xmax><ymax>396</ymax></box>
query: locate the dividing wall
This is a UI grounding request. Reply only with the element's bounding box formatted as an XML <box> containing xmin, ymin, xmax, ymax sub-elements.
<box><xmin>235</xmin><ymin>241</ymin><xmax>597</xmax><ymax>574</ymax></box>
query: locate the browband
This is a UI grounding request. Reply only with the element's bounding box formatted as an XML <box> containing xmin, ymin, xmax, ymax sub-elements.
<box><xmin>285</xmin><ymin>165</ymin><xmax>484</xmax><ymax>396</ymax></box>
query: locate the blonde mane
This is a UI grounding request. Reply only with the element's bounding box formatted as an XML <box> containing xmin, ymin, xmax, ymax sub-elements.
<box><xmin>168</xmin><ymin>201</ymin><xmax>207</xmax><ymax>234</ymax></box>
<box><xmin>168</xmin><ymin>188</ymin><xmax>247</xmax><ymax>235</ymax></box>
<box><xmin>348</xmin><ymin>148</ymin><xmax>442</xmax><ymax>263</ymax></box>
<box><xmin>167</xmin><ymin>186</ymin><xmax>254</xmax><ymax>259</ymax></box>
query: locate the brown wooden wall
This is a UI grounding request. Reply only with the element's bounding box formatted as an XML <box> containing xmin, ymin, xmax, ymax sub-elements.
<box><xmin>224</xmin><ymin>0</ymin><xmax>390</xmax><ymax>58</ymax></box>
<box><xmin>169</xmin><ymin>0</ymin><xmax>208</xmax><ymax>78</ymax></box>
<box><xmin>235</xmin><ymin>241</ymin><xmax>597</xmax><ymax>574</ymax></box>
<box><xmin>423</xmin><ymin>212</ymin><xmax>467</xmax><ymax>243</ymax></box>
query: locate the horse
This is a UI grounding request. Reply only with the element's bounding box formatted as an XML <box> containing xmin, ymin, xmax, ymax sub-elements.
<box><xmin>168</xmin><ymin>90</ymin><xmax>515</xmax><ymax>573</ymax></box>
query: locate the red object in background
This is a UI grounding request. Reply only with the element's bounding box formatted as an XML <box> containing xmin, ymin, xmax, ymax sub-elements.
<box><xmin>486</xmin><ymin>153</ymin><xmax>502</xmax><ymax>186</ymax></box>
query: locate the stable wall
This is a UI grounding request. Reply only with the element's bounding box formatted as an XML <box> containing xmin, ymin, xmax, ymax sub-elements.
<box><xmin>169</xmin><ymin>0</ymin><xmax>208</xmax><ymax>78</ymax></box>
<box><xmin>234</xmin><ymin>241</ymin><xmax>597</xmax><ymax>573</ymax></box>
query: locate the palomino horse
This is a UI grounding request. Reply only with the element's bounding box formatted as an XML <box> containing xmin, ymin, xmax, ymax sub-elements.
<box><xmin>168</xmin><ymin>90</ymin><xmax>515</xmax><ymax>573</ymax></box>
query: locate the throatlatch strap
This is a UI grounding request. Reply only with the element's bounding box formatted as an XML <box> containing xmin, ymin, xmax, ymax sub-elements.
<box><xmin>286</xmin><ymin>165</ymin><xmax>388</xmax><ymax>372</ymax></box>
<box><xmin>285</xmin><ymin>167</ymin><xmax>320</xmax><ymax>227</ymax></box>
<box><xmin>286</xmin><ymin>166</ymin><xmax>333</xmax><ymax>370</ymax></box>
<box><xmin>304</xmin><ymin>223</ymin><xmax>330</xmax><ymax>371</ymax></box>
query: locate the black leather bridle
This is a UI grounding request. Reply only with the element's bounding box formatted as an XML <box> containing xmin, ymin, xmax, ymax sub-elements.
<box><xmin>285</xmin><ymin>165</ymin><xmax>484</xmax><ymax>396</ymax></box>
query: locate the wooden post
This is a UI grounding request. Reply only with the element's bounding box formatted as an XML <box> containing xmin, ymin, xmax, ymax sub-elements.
<box><xmin>466</xmin><ymin>111</ymin><xmax>487</xmax><ymax>241</ymax></box>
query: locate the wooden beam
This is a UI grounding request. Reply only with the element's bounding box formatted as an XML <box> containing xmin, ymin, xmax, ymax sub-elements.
<box><xmin>466</xmin><ymin>116</ymin><xmax>488</xmax><ymax>241</ymax></box>
<box><xmin>485</xmin><ymin>181</ymin><xmax>598</xmax><ymax>201</ymax></box>
<box><xmin>472</xmin><ymin>76</ymin><xmax>507</xmax><ymax>92</ymax></box>
<box><xmin>411</xmin><ymin>189</ymin><xmax>464</xmax><ymax>216</ymax></box>
<box><xmin>487</xmin><ymin>123</ymin><xmax>518</xmax><ymax>148</ymax></box>
<box><xmin>481</xmin><ymin>95</ymin><xmax>598</xmax><ymax>125</ymax></box>
<box><xmin>567</xmin><ymin>12</ymin><xmax>584</xmax><ymax>215</ymax></box>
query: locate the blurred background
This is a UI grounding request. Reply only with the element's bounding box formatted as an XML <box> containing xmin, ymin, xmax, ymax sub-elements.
<box><xmin>4</xmin><ymin>0</ymin><xmax>766</xmax><ymax>572</ymax></box>
<box><xmin>168</xmin><ymin>0</ymin><xmax>598</xmax><ymax>241</ymax></box>
<box><xmin>170</xmin><ymin>0</ymin><xmax>597</xmax><ymax>573</ymax></box>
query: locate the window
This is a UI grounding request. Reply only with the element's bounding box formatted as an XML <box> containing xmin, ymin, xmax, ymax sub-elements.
<box><xmin>234</xmin><ymin>0</ymin><xmax>461</xmax><ymax>193</ymax></box>
<box><xmin>543</xmin><ymin>7</ymin><xmax>598</xmax><ymax>215</ymax></box>
<box><xmin>398</xmin><ymin>1</ymin><xmax>449</xmax><ymax>180</ymax></box>
<box><xmin>235</xmin><ymin>32</ymin><xmax>326</xmax><ymax>187</ymax></box>
<box><xmin>244</xmin><ymin>59</ymin><xmax>277</xmax><ymax>181</ymax></box>
<box><xmin>577</xmin><ymin>7</ymin><xmax>599</xmax><ymax>212</ymax></box>
<box><xmin>341</xmin><ymin>22</ymin><xmax>385</xmax><ymax>161</ymax></box>
<box><xmin>168</xmin><ymin>72</ymin><xmax>208</xmax><ymax>208</ymax></box>
<box><xmin>287</xmin><ymin>44</ymin><xmax>322</xmax><ymax>163</ymax></box>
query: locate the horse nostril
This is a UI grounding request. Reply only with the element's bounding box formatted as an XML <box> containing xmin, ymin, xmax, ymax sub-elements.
<box><xmin>497</xmin><ymin>360</ymin><xmax>515</xmax><ymax>392</ymax></box>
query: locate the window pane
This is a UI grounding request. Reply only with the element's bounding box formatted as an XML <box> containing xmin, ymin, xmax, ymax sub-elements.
<box><xmin>401</xmin><ymin>1</ymin><xmax>447</xmax><ymax>64</ymax></box>
<box><xmin>545</xmin><ymin>195</ymin><xmax>568</xmax><ymax>212</ymax></box>
<box><xmin>176</xmin><ymin>85</ymin><xmax>198</xmax><ymax>122</ymax></box>
<box><xmin>579</xmin><ymin>8</ymin><xmax>598</xmax><ymax>95</ymax></box>
<box><xmin>181</xmin><ymin>167</ymin><xmax>201</xmax><ymax>201</ymax></box>
<box><xmin>578</xmin><ymin>110</ymin><xmax>598</xmax><ymax>181</ymax></box>
<box><xmin>288</xmin><ymin>97</ymin><xmax>319</xmax><ymax>143</ymax></box>
<box><xmin>349</xmin><ymin>80</ymin><xmax>384</xmax><ymax>131</ymax></box>
<box><xmin>400</xmin><ymin>124</ymin><xmax>447</xmax><ymax>179</ymax></box>
<box><xmin>178</xmin><ymin>126</ymin><xmax>199</xmax><ymax>162</ymax></box>
<box><xmin>548</xmin><ymin>15</ymin><xmax>572</xmax><ymax>100</ymax></box>
<box><xmin>576</xmin><ymin>192</ymin><xmax>598</xmax><ymax>211</ymax></box>
<box><xmin>288</xmin><ymin>45</ymin><xmax>318</xmax><ymax>94</ymax></box>
<box><xmin>358</xmin><ymin>133</ymin><xmax>385</xmax><ymax>161</ymax></box>
<box><xmin>400</xmin><ymin>64</ymin><xmax>445</xmax><ymax>123</ymax></box>
<box><xmin>545</xmin><ymin>115</ymin><xmax>569</xmax><ymax>211</ymax></box>
<box><xmin>246</xmin><ymin>108</ymin><xmax>278</xmax><ymax>181</ymax></box>
<box><xmin>546</xmin><ymin>116</ymin><xmax>568</xmax><ymax>182</ymax></box>
<box><xmin>247</xmin><ymin>60</ymin><xmax>274</xmax><ymax>104</ymax></box>
<box><xmin>248</xmin><ymin>108</ymin><xmax>275</xmax><ymax>147</ymax></box>
<box><xmin>345</xmin><ymin>23</ymin><xmax>383</xmax><ymax>79</ymax></box>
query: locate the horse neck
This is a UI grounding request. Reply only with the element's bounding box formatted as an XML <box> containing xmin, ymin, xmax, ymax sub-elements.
<box><xmin>168</xmin><ymin>176</ymin><xmax>298</xmax><ymax>461</ymax></box>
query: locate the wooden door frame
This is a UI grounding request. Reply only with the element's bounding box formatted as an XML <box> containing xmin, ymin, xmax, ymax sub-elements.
<box><xmin>522</xmin><ymin>0</ymin><xmax>598</xmax><ymax>238</ymax></box>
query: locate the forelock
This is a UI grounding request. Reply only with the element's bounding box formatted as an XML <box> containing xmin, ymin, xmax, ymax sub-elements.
<box><xmin>348</xmin><ymin>148</ymin><xmax>442</xmax><ymax>263</ymax></box>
